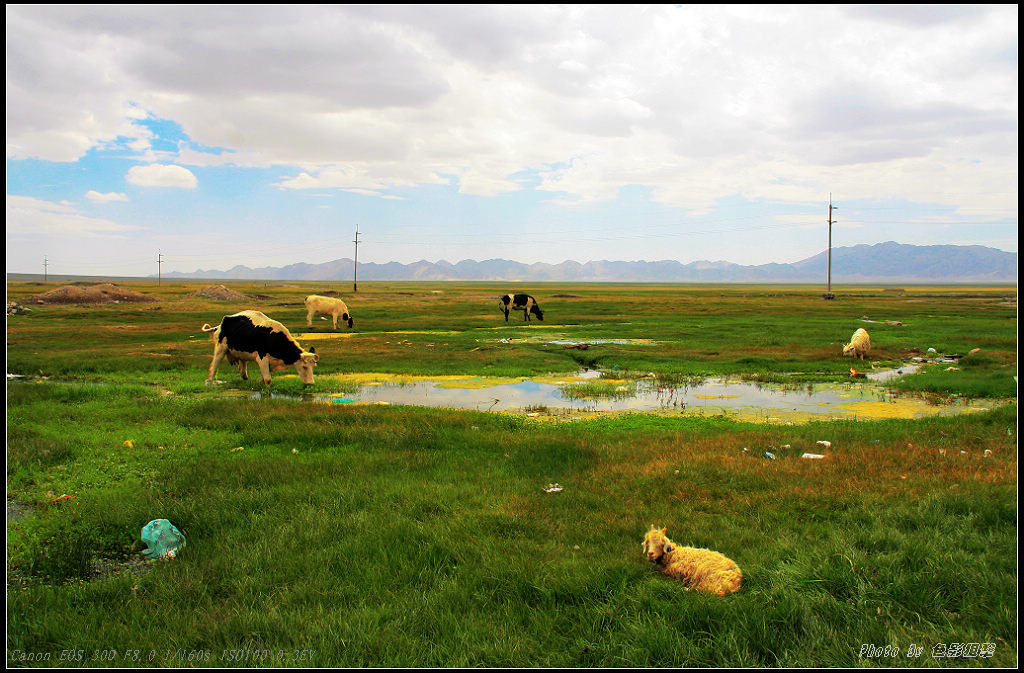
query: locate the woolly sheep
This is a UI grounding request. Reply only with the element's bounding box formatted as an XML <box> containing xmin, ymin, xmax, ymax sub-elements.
<box><xmin>842</xmin><ymin>328</ymin><xmax>871</xmax><ymax>360</ymax></box>
<box><xmin>642</xmin><ymin>525</ymin><xmax>743</xmax><ymax>596</ymax></box>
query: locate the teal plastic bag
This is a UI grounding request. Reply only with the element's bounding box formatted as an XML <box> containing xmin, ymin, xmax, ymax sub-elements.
<box><xmin>141</xmin><ymin>519</ymin><xmax>186</xmax><ymax>559</ymax></box>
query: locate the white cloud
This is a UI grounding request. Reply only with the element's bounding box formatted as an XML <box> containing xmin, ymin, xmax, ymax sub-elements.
<box><xmin>6</xmin><ymin>195</ymin><xmax>142</xmax><ymax>237</ymax></box>
<box><xmin>5</xmin><ymin>5</ymin><xmax>1018</xmax><ymax>216</ymax></box>
<box><xmin>126</xmin><ymin>164</ymin><xmax>198</xmax><ymax>189</ymax></box>
<box><xmin>85</xmin><ymin>190</ymin><xmax>129</xmax><ymax>203</ymax></box>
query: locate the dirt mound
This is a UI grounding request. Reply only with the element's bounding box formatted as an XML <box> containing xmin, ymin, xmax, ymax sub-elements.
<box><xmin>188</xmin><ymin>284</ymin><xmax>270</xmax><ymax>301</ymax></box>
<box><xmin>27</xmin><ymin>283</ymin><xmax>157</xmax><ymax>305</ymax></box>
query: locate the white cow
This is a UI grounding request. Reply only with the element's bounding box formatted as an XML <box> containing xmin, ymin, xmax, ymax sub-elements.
<box><xmin>305</xmin><ymin>295</ymin><xmax>354</xmax><ymax>329</ymax></box>
<box><xmin>842</xmin><ymin>328</ymin><xmax>871</xmax><ymax>360</ymax></box>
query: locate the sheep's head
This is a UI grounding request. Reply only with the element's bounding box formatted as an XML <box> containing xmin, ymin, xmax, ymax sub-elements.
<box><xmin>842</xmin><ymin>343</ymin><xmax>855</xmax><ymax>356</ymax></box>
<box><xmin>642</xmin><ymin>525</ymin><xmax>673</xmax><ymax>562</ymax></box>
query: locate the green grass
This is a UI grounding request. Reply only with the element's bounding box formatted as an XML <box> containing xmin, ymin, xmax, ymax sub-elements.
<box><xmin>6</xmin><ymin>280</ymin><xmax>1018</xmax><ymax>667</ymax></box>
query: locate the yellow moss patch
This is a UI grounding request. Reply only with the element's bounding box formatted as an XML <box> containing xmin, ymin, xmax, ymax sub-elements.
<box><xmin>296</xmin><ymin>332</ymin><xmax>358</xmax><ymax>341</ymax></box>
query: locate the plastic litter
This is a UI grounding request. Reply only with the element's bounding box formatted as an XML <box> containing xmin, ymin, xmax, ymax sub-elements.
<box><xmin>123</xmin><ymin>440</ymin><xmax>135</xmax><ymax>449</ymax></box>
<box><xmin>51</xmin><ymin>494</ymin><xmax>75</xmax><ymax>503</ymax></box>
<box><xmin>763</xmin><ymin>452</ymin><xmax>777</xmax><ymax>460</ymax></box>
<box><xmin>141</xmin><ymin>519</ymin><xmax>186</xmax><ymax>559</ymax></box>
<box><xmin>816</xmin><ymin>441</ymin><xmax>832</xmax><ymax>448</ymax></box>
<box><xmin>801</xmin><ymin>453</ymin><xmax>826</xmax><ymax>460</ymax></box>
<box><xmin>984</xmin><ymin>449</ymin><xmax>993</xmax><ymax>457</ymax></box>
<box><xmin>332</xmin><ymin>398</ymin><xmax>355</xmax><ymax>404</ymax></box>
<box><xmin>543</xmin><ymin>483</ymin><xmax>564</xmax><ymax>493</ymax></box>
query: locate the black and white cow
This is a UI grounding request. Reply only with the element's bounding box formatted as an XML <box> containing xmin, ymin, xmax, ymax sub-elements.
<box><xmin>499</xmin><ymin>293</ymin><xmax>544</xmax><ymax>323</ymax></box>
<box><xmin>201</xmin><ymin>310</ymin><xmax>318</xmax><ymax>385</ymax></box>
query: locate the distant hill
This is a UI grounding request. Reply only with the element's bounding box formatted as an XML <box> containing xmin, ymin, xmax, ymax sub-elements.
<box><xmin>162</xmin><ymin>242</ymin><xmax>1017</xmax><ymax>283</ymax></box>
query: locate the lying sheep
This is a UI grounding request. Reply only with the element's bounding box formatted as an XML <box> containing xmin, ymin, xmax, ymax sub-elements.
<box><xmin>642</xmin><ymin>525</ymin><xmax>742</xmax><ymax>595</ymax></box>
<box><xmin>305</xmin><ymin>294</ymin><xmax>354</xmax><ymax>329</ymax></box>
<box><xmin>842</xmin><ymin>328</ymin><xmax>871</xmax><ymax>360</ymax></box>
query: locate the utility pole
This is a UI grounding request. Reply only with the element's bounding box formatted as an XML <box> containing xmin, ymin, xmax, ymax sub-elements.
<box><xmin>43</xmin><ymin>256</ymin><xmax>48</xmax><ymax>283</ymax></box>
<box><xmin>353</xmin><ymin>225</ymin><xmax>360</xmax><ymax>293</ymax></box>
<box><xmin>823</xmin><ymin>194</ymin><xmax>837</xmax><ymax>300</ymax></box>
<box><xmin>157</xmin><ymin>250</ymin><xmax>164</xmax><ymax>285</ymax></box>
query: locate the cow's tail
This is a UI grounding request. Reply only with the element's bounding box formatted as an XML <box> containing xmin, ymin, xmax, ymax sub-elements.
<box><xmin>201</xmin><ymin>323</ymin><xmax>218</xmax><ymax>332</ymax></box>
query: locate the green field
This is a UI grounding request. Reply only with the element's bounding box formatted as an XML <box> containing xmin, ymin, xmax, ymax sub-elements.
<box><xmin>6</xmin><ymin>280</ymin><xmax>1018</xmax><ymax>667</ymax></box>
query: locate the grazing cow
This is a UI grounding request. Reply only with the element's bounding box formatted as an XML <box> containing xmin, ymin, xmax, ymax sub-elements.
<box><xmin>305</xmin><ymin>294</ymin><xmax>354</xmax><ymax>329</ymax></box>
<box><xmin>842</xmin><ymin>328</ymin><xmax>871</xmax><ymax>361</ymax></box>
<box><xmin>499</xmin><ymin>293</ymin><xmax>544</xmax><ymax>322</ymax></box>
<box><xmin>201</xmin><ymin>310</ymin><xmax>318</xmax><ymax>385</ymax></box>
<box><xmin>301</xmin><ymin>295</ymin><xmax>354</xmax><ymax>327</ymax></box>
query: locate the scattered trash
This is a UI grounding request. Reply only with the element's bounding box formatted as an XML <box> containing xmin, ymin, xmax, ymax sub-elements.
<box><xmin>373</xmin><ymin>401</ymin><xmax>390</xmax><ymax>405</ymax></box>
<box><xmin>51</xmin><ymin>494</ymin><xmax>75</xmax><ymax>503</ymax></box>
<box><xmin>801</xmin><ymin>453</ymin><xmax>826</xmax><ymax>460</ymax></box>
<box><xmin>816</xmin><ymin>440</ymin><xmax>832</xmax><ymax>448</ymax></box>
<box><xmin>543</xmin><ymin>483</ymin><xmax>564</xmax><ymax>493</ymax></box>
<box><xmin>850</xmin><ymin>368</ymin><xmax>866</xmax><ymax>378</ymax></box>
<box><xmin>763</xmin><ymin>452</ymin><xmax>777</xmax><ymax>460</ymax></box>
<box><xmin>122</xmin><ymin>440</ymin><xmax>135</xmax><ymax>449</ymax></box>
<box><xmin>229</xmin><ymin>446</ymin><xmax>244</xmax><ymax>452</ymax></box>
<box><xmin>984</xmin><ymin>449</ymin><xmax>993</xmax><ymax>457</ymax></box>
<box><xmin>292</xmin><ymin>448</ymin><xmax>300</xmax><ymax>454</ymax></box>
<box><xmin>781</xmin><ymin>444</ymin><xmax>791</xmax><ymax>449</ymax></box>
<box><xmin>967</xmin><ymin>348</ymin><xmax>981</xmax><ymax>356</ymax></box>
<box><xmin>927</xmin><ymin>347</ymin><xmax>937</xmax><ymax>353</ymax></box>
<box><xmin>527</xmin><ymin>412</ymin><xmax>540</xmax><ymax>417</ymax></box>
<box><xmin>332</xmin><ymin>398</ymin><xmax>355</xmax><ymax>404</ymax></box>
<box><xmin>945</xmin><ymin>367</ymin><xmax>959</xmax><ymax>371</ymax></box>
<box><xmin>742</xmin><ymin>447</ymin><xmax>749</xmax><ymax>452</ymax></box>
<box><xmin>939</xmin><ymin>449</ymin><xmax>946</xmax><ymax>455</ymax></box>
<box><xmin>141</xmin><ymin>519</ymin><xmax>186</xmax><ymax>559</ymax></box>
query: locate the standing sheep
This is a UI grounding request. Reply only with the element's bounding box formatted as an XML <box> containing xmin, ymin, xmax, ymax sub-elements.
<box><xmin>842</xmin><ymin>328</ymin><xmax>871</xmax><ymax>360</ymax></box>
<box><xmin>642</xmin><ymin>526</ymin><xmax>743</xmax><ymax>596</ymax></box>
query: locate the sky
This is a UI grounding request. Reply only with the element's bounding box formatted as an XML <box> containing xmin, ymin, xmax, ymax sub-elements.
<box><xmin>5</xmin><ymin>4</ymin><xmax>1018</xmax><ymax>277</ymax></box>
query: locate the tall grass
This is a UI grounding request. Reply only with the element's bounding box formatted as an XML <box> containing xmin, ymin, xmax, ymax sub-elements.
<box><xmin>6</xmin><ymin>381</ymin><xmax>1017</xmax><ymax>667</ymax></box>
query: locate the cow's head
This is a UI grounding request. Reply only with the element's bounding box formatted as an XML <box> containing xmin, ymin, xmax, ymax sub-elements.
<box><xmin>347</xmin><ymin>316</ymin><xmax>354</xmax><ymax>328</ymax></box>
<box><xmin>295</xmin><ymin>347</ymin><xmax>318</xmax><ymax>384</ymax></box>
<box><xmin>531</xmin><ymin>304</ymin><xmax>544</xmax><ymax>321</ymax></box>
<box><xmin>642</xmin><ymin>525</ymin><xmax>671</xmax><ymax>563</ymax></box>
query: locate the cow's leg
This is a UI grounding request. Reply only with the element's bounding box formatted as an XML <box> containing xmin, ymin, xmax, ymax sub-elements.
<box><xmin>524</xmin><ymin>309</ymin><xmax>530</xmax><ymax>322</ymax></box>
<box><xmin>256</xmin><ymin>355</ymin><xmax>273</xmax><ymax>385</ymax></box>
<box><xmin>207</xmin><ymin>341</ymin><xmax>229</xmax><ymax>384</ymax></box>
<box><xmin>238</xmin><ymin>360</ymin><xmax>248</xmax><ymax>380</ymax></box>
<box><xmin>306</xmin><ymin>308</ymin><xmax>316</xmax><ymax>328</ymax></box>
<box><xmin>504</xmin><ymin>308</ymin><xmax>510</xmax><ymax>322</ymax></box>
<box><xmin>332</xmin><ymin>312</ymin><xmax>339</xmax><ymax>329</ymax></box>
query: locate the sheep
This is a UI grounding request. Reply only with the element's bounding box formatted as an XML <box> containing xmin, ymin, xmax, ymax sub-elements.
<box><xmin>642</xmin><ymin>525</ymin><xmax>743</xmax><ymax>596</ymax></box>
<box><xmin>842</xmin><ymin>328</ymin><xmax>871</xmax><ymax>360</ymax></box>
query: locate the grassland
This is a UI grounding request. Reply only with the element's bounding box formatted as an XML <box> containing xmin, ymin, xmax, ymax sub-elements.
<box><xmin>5</xmin><ymin>280</ymin><xmax>1018</xmax><ymax>667</ymax></box>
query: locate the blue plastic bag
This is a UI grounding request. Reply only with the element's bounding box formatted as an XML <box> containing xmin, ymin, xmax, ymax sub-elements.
<box><xmin>141</xmin><ymin>519</ymin><xmax>186</xmax><ymax>559</ymax></box>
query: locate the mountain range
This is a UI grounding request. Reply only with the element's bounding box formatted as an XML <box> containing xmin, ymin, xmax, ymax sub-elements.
<box><xmin>164</xmin><ymin>242</ymin><xmax>1017</xmax><ymax>283</ymax></box>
